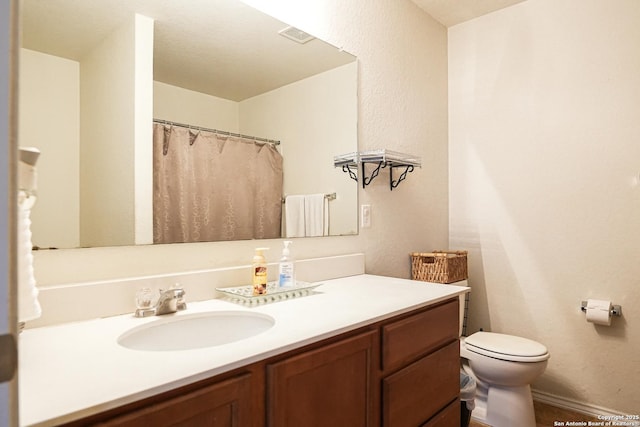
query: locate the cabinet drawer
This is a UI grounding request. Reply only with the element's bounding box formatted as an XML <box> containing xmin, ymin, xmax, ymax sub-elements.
<box><xmin>421</xmin><ymin>399</ymin><xmax>460</xmax><ymax>427</ymax></box>
<box><xmin>382</xmin><ymin>298</ymin><xmax>458</xmax><ymax>371</ymax></box>
<box><xmin>382</xmin><ymin>340</ymin><xmax>459</xmax><ymax>427</ymax></box>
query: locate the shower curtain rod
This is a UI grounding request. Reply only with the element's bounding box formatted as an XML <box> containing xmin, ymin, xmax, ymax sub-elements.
<box><xmin>153</xmin><ymin>119</ymin><xmax>281</xmax><ymax>146</ymax></box>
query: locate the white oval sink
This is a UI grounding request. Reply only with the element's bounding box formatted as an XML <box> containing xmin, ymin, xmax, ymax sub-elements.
<box><xmin>117</xmin><ymin>311</ymin><xmax>275</xmax><ymax>351</ymax></box>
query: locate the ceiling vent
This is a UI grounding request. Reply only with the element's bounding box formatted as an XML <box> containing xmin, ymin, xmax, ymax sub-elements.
<box><xmin>278</xmin><ymin>26</ymin><xmax>315</xmax><ymax>44</ymax></box>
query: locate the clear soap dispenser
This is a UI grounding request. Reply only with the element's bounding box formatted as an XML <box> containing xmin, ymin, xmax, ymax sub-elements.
<box><xmin>278</xmin><ymin>240</ymin><xmax>295</xmax><ymax>288</ymax></box>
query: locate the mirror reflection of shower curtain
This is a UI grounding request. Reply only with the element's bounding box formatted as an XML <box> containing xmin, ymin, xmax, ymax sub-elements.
<box><xmin>153</xmin><ymin>124</ymin><xmax>283</xmax><ymax>243</ymax></box>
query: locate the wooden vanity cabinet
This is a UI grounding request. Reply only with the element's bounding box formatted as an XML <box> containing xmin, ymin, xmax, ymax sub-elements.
<box><xmin>63</xmin><ymin>297</ymin><xmax>460</xmax><ymax>427</ymax></box>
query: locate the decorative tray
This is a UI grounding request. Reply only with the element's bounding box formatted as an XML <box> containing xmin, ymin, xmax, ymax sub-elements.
<box><xmin>216</xmin><ymin>281</ymin><xmax>322</xmax><ymax>306</ymax></box>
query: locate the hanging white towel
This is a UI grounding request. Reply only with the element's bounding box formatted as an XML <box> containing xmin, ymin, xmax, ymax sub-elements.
<box><xmin>304</xmin><ymin>194</ymin><xmax>327</xmax><ymax>237</ymax></box>
<box><xmin>18</xmin><ymin>197</ymin><xmax>41</xmax><ymax>323</ymax></box>
<box><xmin>322</xmin><ymin>195</ymin><xmax>329</xmax><ymax>236</ymax></box>
<box><xmin>285</xmin><ymin>195</ymin><xmax>306</xmax><ymax>238</ymax></box>
<box><xmin>18</xmin><ymin>153</ymin><xmax>42</xmax><ymax>323</ymax></box>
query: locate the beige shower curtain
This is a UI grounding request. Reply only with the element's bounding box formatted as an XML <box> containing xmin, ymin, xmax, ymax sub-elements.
<box><xmin>153</xmin><ymin>124</ymin><xmax>283</xmax><ymax>243</ymax></box>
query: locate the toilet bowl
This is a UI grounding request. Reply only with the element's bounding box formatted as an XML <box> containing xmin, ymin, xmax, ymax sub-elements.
<box><xmin>460</xmin><ymin>332</ymin><xmax>550</xmax><ymax>427</ymax></box>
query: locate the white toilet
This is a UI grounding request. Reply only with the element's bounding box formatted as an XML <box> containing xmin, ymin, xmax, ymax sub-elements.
<box><xmin>454</xmin><ymin>289</ymin><xmax>550</xmax><ymax>427</ymax></box>
<box><xmin>460</xmin><ymin>331</ymin><xmax>549</xmax><ymax>427</ymax></box>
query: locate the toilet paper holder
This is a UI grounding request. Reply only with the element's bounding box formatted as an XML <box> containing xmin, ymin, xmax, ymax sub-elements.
<box><xmin>580</xmin><ymin>301</ymin><xmax>622</xmax><ymax>317</ymax></box>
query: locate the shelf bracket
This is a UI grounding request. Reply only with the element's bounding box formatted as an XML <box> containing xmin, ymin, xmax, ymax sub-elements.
<box><xmin>390</xmin><ymin>164</ymin><xmax>415</xmax><ymax>190</ymax></box>
<box><xmin>342</xmin><ymin>164</ymin><xmax>358</xmax><ymax>182</ymax></box>
<box><xmin>362</xmin><ymin>161</ymin><xmax>385</xmax><ymax>188</ymax></box>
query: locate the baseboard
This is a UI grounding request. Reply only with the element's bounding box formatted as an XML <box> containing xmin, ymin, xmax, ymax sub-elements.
<box><xmin>532</xmin><ymin>390</ymin><xmax>620</xmax><ymax>417</ymax></box>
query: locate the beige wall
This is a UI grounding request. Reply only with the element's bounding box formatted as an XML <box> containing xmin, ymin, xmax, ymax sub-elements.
<box><xmin>80</xmin><ymin>15</ymin><xmax>142</xmax><ymax>247</ymax></box>
<box><xmin>19</xmin><ymin>49</ymin><xmax>80</xmax><ymax>248</ymax></box>
<box><xmin>33</xmin><ymin>0</ymin><xmax>449</xmax><ymax>285</ymax></box>
<box><xmin>153</xmin><ymin>81</ymin><xmax>240</xmax><ymax>131</ymax></box>
<box><xmin>449</xmin><ymin>0</ymin><xmax>640</xmax><ymax>414</ymax></box>
<box><xmin>133</xmin><ymin>14</ymin><xmax>154</xmax><ymax>246</ymax></box>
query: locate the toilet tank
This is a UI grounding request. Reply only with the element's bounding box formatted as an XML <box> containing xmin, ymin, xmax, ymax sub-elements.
<box><xmin>455</xmin><ymin>280</ymin><xmax>470</xmax><ymax>337</ymax></box>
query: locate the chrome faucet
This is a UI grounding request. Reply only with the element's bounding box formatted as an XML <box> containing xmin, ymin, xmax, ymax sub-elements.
<box><xmin>135</xmin><ymin>286</ymin><xmax>187</xmax><ymax>317</ymax></box>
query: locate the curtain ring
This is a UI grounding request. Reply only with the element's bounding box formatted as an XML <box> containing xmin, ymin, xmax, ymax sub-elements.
<box><xmin>189</xmin><ymin>129</ymin><xmax>199</xmax><ymax>145</ymax></box>
<box><xmin>162</xmin><ymin>125</ymin><xmax>171</xmax><ymax>155</ymax></box>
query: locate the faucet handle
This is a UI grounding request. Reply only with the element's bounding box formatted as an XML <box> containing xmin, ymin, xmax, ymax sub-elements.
<box><xmin>134</xmin><ymin>287</ymin><xmax>156</xmax><ymax>318</ymax></box>
<box><xmin>173</xmin><ymin>284</ymin><xmax>187</xmax><ymax>311</ymax></box>
<box><xmin>136</xmin><ymin>287</ymin><xmax>154</xmax><ymax>306</ymax></box>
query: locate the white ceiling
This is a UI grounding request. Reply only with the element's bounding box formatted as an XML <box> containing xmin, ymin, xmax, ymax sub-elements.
<box><xmin>411</xmin><ymin>0</ymin><xmax>528</xmax><ymax>27</ymax></box>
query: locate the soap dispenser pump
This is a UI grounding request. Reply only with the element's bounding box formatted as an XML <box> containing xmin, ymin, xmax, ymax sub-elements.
<box><xmin>278</xmin><ymin>240</ymin><xmax>295</xmax><ymax>288</ymax></box>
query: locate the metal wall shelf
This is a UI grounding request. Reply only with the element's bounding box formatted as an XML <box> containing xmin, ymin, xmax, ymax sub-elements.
<box><xmin>334</xmin><ymin>149</ymin><xmax>421</xmax><ymax>190</ymax></box>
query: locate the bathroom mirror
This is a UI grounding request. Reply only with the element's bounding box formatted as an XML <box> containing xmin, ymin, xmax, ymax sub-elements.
<box><xmin>19</xmin><ymin>0</ymin><xmax>358</xmax><ymax>249</ymax></box>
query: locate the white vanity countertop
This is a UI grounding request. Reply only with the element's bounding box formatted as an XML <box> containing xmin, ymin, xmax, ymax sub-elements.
<box><xmin>19</xmin><ymin>274</ymin><xmax>469</xmax><ymax>426</ymax></box>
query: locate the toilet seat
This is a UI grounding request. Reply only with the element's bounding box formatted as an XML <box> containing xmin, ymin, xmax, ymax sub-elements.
<box><xmin>464</xmin><ymin>332</ymin><xmax>549</xmax><ymax>363</ymax></box>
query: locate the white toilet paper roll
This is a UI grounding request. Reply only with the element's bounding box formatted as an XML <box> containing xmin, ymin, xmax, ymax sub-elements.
<box><xmin>586</xmin><ymin>299</ymin><xmax>612</xmax><ymax>326</ymax></box>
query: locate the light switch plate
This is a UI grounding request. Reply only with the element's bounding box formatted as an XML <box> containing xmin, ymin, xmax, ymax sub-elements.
<box><xmin>361</xmin><ymin>204</ymin><xmax>371</xmax><ymax>228</ymax></box>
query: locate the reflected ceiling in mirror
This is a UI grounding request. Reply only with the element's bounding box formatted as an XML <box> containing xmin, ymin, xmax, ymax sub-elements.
<box><xmin>23</xmin><ymin>0</ymin><xmax>355</xmax><ymax>101</ymax></box>
<box><xmin>20</xmin><ymin>0</ymin><xmax>358</xmax><ymax>249</ymax></box>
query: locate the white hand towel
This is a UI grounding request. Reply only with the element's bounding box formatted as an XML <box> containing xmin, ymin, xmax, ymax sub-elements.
<box><xmin>18</xmin><ymin>151</ymin><xmax>42</xmax><ymax>323</ymax></box>
<box><xmin>304</xmin><ymin>194</ymin><xmax>326</xmax><ymax>237</ymax></box>
<box><xmin>18</xmin><ymin>194</ymin><xmax>41</xmax><ymax>323</ymax></box>
<box><xmin>285</xmin><ymin>195</ymin><xmax>306</xmax><ymax>237</ymax></box>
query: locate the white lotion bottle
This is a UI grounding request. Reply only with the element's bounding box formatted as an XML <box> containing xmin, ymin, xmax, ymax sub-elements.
<box><xmin>278</xmin><ymin>240</ymin><xmax>295</xmax><ymax>288</ymax></box>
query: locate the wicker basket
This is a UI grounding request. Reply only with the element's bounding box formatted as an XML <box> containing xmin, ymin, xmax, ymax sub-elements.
<box><xmin>410</xmin><ymin>251</ymin><xmax>468</xmax><ymax>284</ymax></box>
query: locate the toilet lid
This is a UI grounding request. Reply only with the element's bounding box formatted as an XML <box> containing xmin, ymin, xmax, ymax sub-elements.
<box><xmin>465</xmin><ymin>332</ymin><xmax>549</xmax><ymax>362</ymax></box>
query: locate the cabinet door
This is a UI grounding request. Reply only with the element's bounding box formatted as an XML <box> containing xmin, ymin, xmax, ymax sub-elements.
<box><xmin>98</xmin><ymin>373</ymin><xmax>253</xmax><ymax>427</ymax></box>
<box><xmin>382</xmin><ymin>340</ymin><xmax>459</xmax><ymax>427</ymax></box>
<box><xmin>267</xmin><ymin>331</ymin><xmax>378</xmax><ymax>427</ymax></box>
